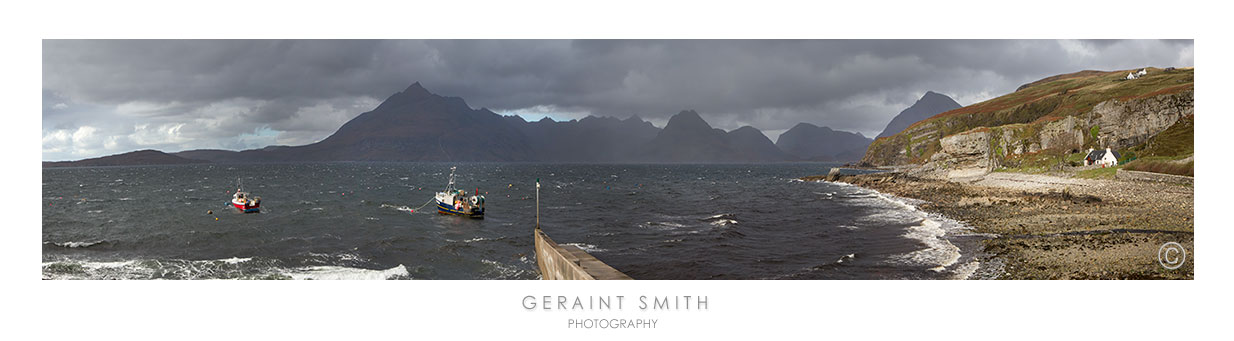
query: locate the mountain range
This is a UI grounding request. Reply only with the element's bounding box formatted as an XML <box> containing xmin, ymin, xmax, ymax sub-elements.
<box><xmin>46</xmin><ymin>83</ymin><xmax>958</xmax><ymax>165</ymax></box>
<box><xmin>775</xmin><ymin>123</ymin><xmax>872</xmax><ymax>162</ymax></box>
<box><xmin>43</xmin><ymin>149</ymin><xmax>208</xmax><ymax>168</ymax></box>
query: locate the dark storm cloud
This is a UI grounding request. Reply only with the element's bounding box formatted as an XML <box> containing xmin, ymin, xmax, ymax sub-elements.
<box><xmin>42</xmin><ymin>39</ymin><xmax>1193</xmax><ymax>160</ymax></box>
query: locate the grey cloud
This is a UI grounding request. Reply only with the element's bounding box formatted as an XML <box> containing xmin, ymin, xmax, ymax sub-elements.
<box><xmin>43</xmin><ymin>39</ymin><xmax>1193</xmax><ymax>160</ymax></box>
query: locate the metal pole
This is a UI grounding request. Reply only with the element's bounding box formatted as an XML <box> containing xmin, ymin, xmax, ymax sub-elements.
<box><xmin>535</xmin><ymin>178</ymin><xmax>540</xmax><ymax>230</ymax></box>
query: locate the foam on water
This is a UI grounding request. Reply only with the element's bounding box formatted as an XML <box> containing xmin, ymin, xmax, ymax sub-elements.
<box><xmin>851</xmin><ymin>185</ymin><xmax>974</xmax><ymax>276</ymax></box>
<box><xmin>564</xmin><ymin>243</ymin><xmax>605</xmax><ymax>253</ymax></box>
<box><xmin>220</xmin><ymin>257</ymin><xmax>252</xmax><ymax>264</ymax></box>
<box><xmin>284</xmin><ymin>264</ymin><xmax>410</xmax><ymax>280</ymax></box>
<box><xmin>478</xmin><ymin>259</ymin><xmax>532</xmax><ymax>279</ymax></box>
<box><xmin>51</xmin><ymin>240</ymin><xmax>105</xmax><ymax>248</ymax></box>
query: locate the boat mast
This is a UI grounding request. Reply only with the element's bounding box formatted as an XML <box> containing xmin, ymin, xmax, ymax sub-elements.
<box><xmin>445</xmin><ymin>167</ymin><xmax>457</xmax><ymax>192</ymax></box>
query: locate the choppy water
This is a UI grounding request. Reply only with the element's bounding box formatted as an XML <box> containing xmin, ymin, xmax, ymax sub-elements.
<box><xmin>42</xmin><ymin>163</ymin><xmax>987</xmax><ymax>280</ymax></box>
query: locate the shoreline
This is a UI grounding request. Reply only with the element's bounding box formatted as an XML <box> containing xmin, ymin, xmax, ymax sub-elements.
<box><xmin>828</xmin><ymin>181</ymin><xmax>1000</xmax><ymax>280</ymax></box>
<box><xmin>804</xmin><ymin>171</ymin><xmax>1194</xmax><ymax>279</ymax></box>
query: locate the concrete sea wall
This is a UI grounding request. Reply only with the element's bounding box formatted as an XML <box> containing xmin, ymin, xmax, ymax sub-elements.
<box><xmin>534</xmin><ymin>228</ymin><xmax>632</xmax><ymax>280</ymax></box>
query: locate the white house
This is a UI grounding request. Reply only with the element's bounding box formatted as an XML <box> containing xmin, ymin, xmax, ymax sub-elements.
<box><xmin>1126</xmin><ymin>72</ymin><xmax>1138</xmax><ymax>80</ymax></box>
<box><xmin>1136</xmin><ymin>68</ymin><xmax>1148</xmax><ymax>77</ymax></box>
<box><xmin>1084</xmin><ymin>147</ymin><xmax>1121</xmax><ymax>167</ymax></box>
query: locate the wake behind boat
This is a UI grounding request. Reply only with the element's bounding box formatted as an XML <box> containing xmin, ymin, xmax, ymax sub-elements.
<box><xmin>435</xmin><ymin>167</ymin><xmax>484</xmax><ymax>219</ymax></box>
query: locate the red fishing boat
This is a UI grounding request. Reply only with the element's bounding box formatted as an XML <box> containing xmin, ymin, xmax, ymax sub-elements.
<box><xmin>230</xmin><ymin>178</ymin><xmax>261</xmax><ymax>213</ymax></box>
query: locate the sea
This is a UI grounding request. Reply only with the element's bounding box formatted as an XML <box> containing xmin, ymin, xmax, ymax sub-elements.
<box><xmin>41</xmin><ymin>163</ymin><xmax>994</xmax><ymax>280</ymax></box>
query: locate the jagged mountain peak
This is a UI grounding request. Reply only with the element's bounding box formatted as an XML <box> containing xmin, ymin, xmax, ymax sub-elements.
<box><xmin>876</xmin><ymin>91</ymin><xmax>962</xmax><ymax>138</ymax></box>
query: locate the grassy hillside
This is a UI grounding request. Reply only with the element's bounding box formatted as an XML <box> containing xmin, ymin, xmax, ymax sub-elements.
<box><xmin>862</xmin><ymin>67</ymin><xmax>1194</xmax><ymax>166</ymax></box>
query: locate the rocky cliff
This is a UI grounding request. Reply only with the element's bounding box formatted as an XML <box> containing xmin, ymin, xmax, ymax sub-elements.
<box><xmin>862</xmin><ymin>67</ymin><xmax>1194</xmax><ymax>177</ymax></box>
<box><xmin>1088</xmin><ymin>91</ymin><xmax>1194</xmax><ymax>149</ymax></box>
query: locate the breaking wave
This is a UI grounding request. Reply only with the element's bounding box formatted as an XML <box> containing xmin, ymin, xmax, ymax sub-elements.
<box><xmin>48</xmin><ymin>240</ymin><xmax>108</xmax><ymax>248</ymax></box>
<box><xmin>859</xmin><ymin>187</ymin><xmax>976</xmax><ymax>278</ymax></box>
<box><xmin>41</xmin><ymin>256</ymin><xmax>410</xmax><ymax>280</ymax></box>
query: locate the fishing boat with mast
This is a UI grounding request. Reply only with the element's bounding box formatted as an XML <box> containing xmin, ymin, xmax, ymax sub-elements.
<box><xmin>435</xmin><ymin>167</ymin><xmax>484</xmax><ymax>219</ymax></box>
<box><xmin>230</xmin><ymin>178</ymin><xmax>261</xmax><ymax>213</ymax></box>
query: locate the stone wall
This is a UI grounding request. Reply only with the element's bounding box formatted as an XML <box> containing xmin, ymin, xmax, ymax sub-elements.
<box><xmin>1115</xmin><ymin>169</ymin><xmax>1194</xmax><ymax>185</ymax></box>
<box><xmin>534</xmin><ymin>228</ymin><xmax>633</xmax><ymax>280</ymax></box>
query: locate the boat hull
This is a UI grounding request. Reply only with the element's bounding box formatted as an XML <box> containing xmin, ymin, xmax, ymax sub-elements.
<box><xmin>232</xmin><ymin>202</ymin><xmax>260</xmax><ymax>213</ymax></box>
<box><xmin>436</xmin><ymin>202</ymin><xmax>483</xmax><ymax>219</ymax></box>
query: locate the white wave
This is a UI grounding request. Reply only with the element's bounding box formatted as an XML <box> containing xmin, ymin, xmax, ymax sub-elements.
<box><xmin>564</xmin><ymin>243</ymin><xmax>605</xmax><ymax>253</ymax></box>
<box><xmin>895</xmin><ymin>218</ymin><xmax>961</xmax><ymax>271</ymax></box>
<box><xmin>380</xmin><ymin>203</ymin><xmax>415</xmax><ymax>213</ymax></box>
<box><xmin>950</xmin><ymin>260</ymin><xmax>982</xmax><ymax>280</ymax></box>
<box><xmin>639</xmin><ymin>221</ymin><xmax>690</xmax><ymax>231</ymax></box>
<box><xmin>480</xmin><ymin>259</ymin><xmax>531</xmax><ymax>279</ymax></box>
<box><xmin>118</xmin><ymin>197</ymin><xmax>134</xmax><ymax>201</ymax></box>
<box><xmin>79</xmin><ymin>260</ymin><xmax>137</xmax><ymax>269</ymax></box>
<box><xmin>709</xmin><ymin>219</ymin><xmax>739</xmax><ymax>227</ymax></box>
<box><xmin>850</xmin><ymin>186</ymin><xmax>975</xmax><ymax>276</ymax></box>
<box><xmin>284</xmin><ymin>264</ymin><xmax>409</xmax><ymax>280</ymax></box>
<box><xmin>52</xmin><ymin>240</ymin><xmax>104</xmax><ymax>248</ymax></box>
<box><xmin>461</xmin><ymin>236</ymin><xmax>499</xmax><ymax>243</ymax></box>
<box><xmin>219</xmin><ymin>257</ymin><xmax>252</xmax><ymax>264</ymax></box>
<box><xmin>42</xmin><ymin>260</ymin><xmax>146</xmax><ymax>280</ymax></box>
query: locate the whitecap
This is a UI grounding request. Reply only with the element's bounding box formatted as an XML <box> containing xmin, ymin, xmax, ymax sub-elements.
<box><xmin>219</xmin><ymin>257</ymin><xmax>252</xmax><ymax>264</ymax></box>
<box><xmin>563</xmin><ymin>243</ymin><xmax>605</xmax><ymax>253</ymax></box>
<box><xmin>53</xmin><ymin>240</ymin><xmax>104</xmax><ymax>248</ymax></box>
<box><xmin>284</xmin><ymin>264</ymin><xmax>410</xmax><ymax>280</ymax></box>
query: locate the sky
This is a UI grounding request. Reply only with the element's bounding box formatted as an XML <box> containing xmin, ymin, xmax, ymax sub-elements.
<box><xmin>42</xmin><ymin>39</ymin><xmax>1193</xmax><ymax>161</ymax></box>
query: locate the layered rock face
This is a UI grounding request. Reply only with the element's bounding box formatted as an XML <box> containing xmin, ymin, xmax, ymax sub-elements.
<box><xmin>933</xmin><ymin>130</ymin><xmax>992</xmax><ymax>178</ymax></box>
<box><xmin>1038</xmin><ymin>116</ymin><xmax>1084</xmax><ymax>151</ymax></box>
<box><xmin>1089</xmin><ymin>91</ymin><xmax>1194</xmax><ymax>149</ymax></box>
<box><xmin>914</xmin><ymin>91</ymin><xmax>1193</xmax><ymax>178</ymax></box>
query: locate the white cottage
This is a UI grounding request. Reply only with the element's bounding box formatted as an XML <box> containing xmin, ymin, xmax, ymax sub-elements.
<box><xmin>1136</xmin><ymin>68</ymin><xmax>1148</xmax><ymax>77</ymax></box>
<box><xmin>1126</xmin><ymin>72</ymin><xmax>1138</xmax><ymax>80</ymax></box>
<box><xmin>1084</xmin><ymin>147</ymin><xmax>1121</xmax><ymax>167</ymax></box>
